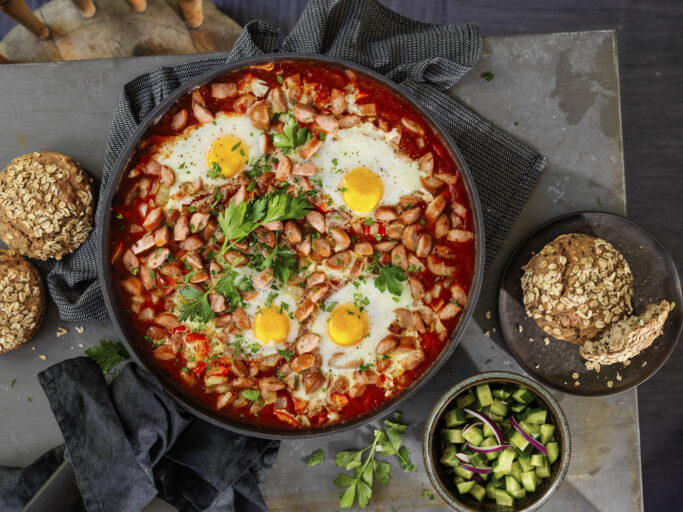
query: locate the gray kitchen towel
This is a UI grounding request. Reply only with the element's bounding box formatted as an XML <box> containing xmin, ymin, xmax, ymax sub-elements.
<box><xmin>47</xmin><ymin>0</ymin><xmax>546</xmax><ymax>321</ymax></box>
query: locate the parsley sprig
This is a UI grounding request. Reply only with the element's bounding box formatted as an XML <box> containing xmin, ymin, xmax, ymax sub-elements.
<box><xmin>333</xmin><ymin>412</ymin><xmax>415</xmax><ymax>508</ymax></box>
<box><xmin>85</xmin><ymin>339</ymin><xmax>131</xmax><ymax>376</ymax></box>
<box><xmin>373</xmin><ymin>265</ymin><xmax>408</xmax><ymax>297</ymax></box>
<box><xmin>217</xmin><ymin>189</ymin><xmax>311</xmax><ymax>255</ymax></box>
<box><xmin>178</xmin><ymin>266</ymin><xmax>252</xmax><ymax>323</ymax></box>
<box><xmin>272</xmin><ymin>114</ymin><xmax>309</xmax><ymax>153</ymax></box>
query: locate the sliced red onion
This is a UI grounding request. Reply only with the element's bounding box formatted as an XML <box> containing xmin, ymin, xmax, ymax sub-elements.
<box><xmin>464</xmin><ymin>408</ymin><xmax>504</xmax><ymax>444</ymax></box>
<box><xmin>510</xmin><ymin>415</ymin><xmax>548</xmax><ymax>455</ymax></box>
<box><xmin>461</xmin><ymin>421</ymin><xmax>482</xmax><ymax>435</ymax></box>
<box><xmin>467</xmin><ymin>443</ymin><xmax>512</xmax><ymax>454</ymax></box>
<box><xmin>460</xmin><ymin>464</ymin><xmax>493</xmax><ymax>475</ymax></box>
<box><xmin>455</xmin><ymin>452</ymin><xmax>470</xmax><ymax>464</ymax></box>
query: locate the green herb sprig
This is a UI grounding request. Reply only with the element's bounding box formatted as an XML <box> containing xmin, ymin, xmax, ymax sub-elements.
<box><xmin>272</xmin><ymin>114</ymin><xmax>309</xmax><ymax>153</ymax></box>
<box><xmin>373</xmin><ymin>265</ymin><xmax>408</xmax><ymax>297</ymax></box>
<box><xmin>85</xmin><ymin>339</ymin><xmax>131</xmax><ymax>376</ymax></box>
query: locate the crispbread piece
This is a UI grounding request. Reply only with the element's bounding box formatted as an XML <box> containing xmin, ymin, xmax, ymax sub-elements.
<box><xmin>521</xmin><ymin>233</ymin><xmax>634</xmax><ymax>345</ymax></box>
<box><xmin>0</xmin><ymin>152</ymin><xmax>94</xmax><ymax>260</ymax></box>
<box><xmin>580</xmin><ymin>300</ymin><xmax>674</xmax><ymax>365</ymax></box>
<box><xmin>0</xmin><ymin>250</ymin><xmax>46</xmax><ymax>353</ymax></box>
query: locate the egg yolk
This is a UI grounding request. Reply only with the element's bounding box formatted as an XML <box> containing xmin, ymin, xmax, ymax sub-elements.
<box><xmin>341</xmin><ymin>167</ymin><xmax>384</xmax><ymax>213</ymax></box>
<box><xmin>327</xmin><ymin>304</ymin><xmax>369</xmax><ymax>346</ymax></box>
<box><xmin>206</xmin><ymin>134</ymin><xmax>249</xmax><ymax>178</ymax></box>
<box><xmin>253</xmin><ymin>304</ymin><xmax>290</xmax><ymax>343</ymax></box>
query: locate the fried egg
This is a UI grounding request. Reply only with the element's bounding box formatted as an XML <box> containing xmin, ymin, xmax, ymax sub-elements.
<box><xmin>153</xmin><ymin>112</ymin><xmax>265</xmax><ymax>203</ymax></box>
<box><xmin>310</xmin><ymin>277</ymin><xmax>413</xmax><ymax>374</ymax></box>
<box><xmin>311</xmin><ymin>123</ymin><xmax>427</xmax><ymax>213</ymax></box>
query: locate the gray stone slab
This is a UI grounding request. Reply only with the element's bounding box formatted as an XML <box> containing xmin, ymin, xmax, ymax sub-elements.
<box><xmin>0</xmin><ymin>30</ymin><xmax>641</xmax><ymax>512</ymax></box>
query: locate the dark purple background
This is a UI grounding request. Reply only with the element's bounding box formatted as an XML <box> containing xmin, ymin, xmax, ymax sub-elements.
<box><xmin>2</xmin><ymin>1</ymin><xmax>682</xmax><ymax>510</ymax></box>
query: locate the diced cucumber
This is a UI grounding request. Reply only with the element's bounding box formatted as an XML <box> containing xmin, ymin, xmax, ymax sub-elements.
<box><xmin>519</xmin><ymin>421</ymin><xmax>540</xmax><ymax>436</ymax></box>
<box><xmin>486</xmin><ymin>481</ymin><xmax>497</xmax><ymax>499</ymax></box>
<box><xmin>546</xmin><ymin>442</ymin><xmax>560</xmax><ymax>464</ymax></box>
<box><xmin>445</xmin><ymin>408</ymin><xmax>466</xmax><ymax>427</ymax></box>
<box><xmin>494</xmin><ymin>489</ymin><xmax>514</xmax><ymax>507</ymax></box>
<box><xmin>521</xmin><ymin>470</ymin><xmax>537</xmax><ymax>492</ymax></box>
<box><xmin>505</xmin><ymin>475</ymin><xmax>521</xmax><ymax>493</ymax></box>
<box><xmin>454</xmin><ymin>475</ymin><xmax>465</xmax><ymax>484</ymax></box>
<box><xmin>463</xmin><ymin>425</ymin><xmax>484</xmax><ymax>446</ymax></box>
<box><xmin>510</xmin><ymin>403</ymin><xmax>527</xmax><ymax>413</ymax></box>
<box><xmin>493</xmin><ymin>447</ymin><xmax>516</xmax><ymax>474</ymax></box>
<box><xmin>489</xmin><ymin>398</ymin><xmax>508</xmax><ymax>417</ymax></box>
<box><xmin>476</xmin><ymin>384</ymin><xmax>494</xmax><ymax>407</ymax></box>
<box><xmin>483</xmin><ymin>422</ymin><xmax>495</xmax><ymax>438</ymax></box>
<box><xmin>509</xmin><ymin>461</ymin><xmax>523</xmax><ymax>483</ymax></box>
<box><xmin>456</xmin><ymin>392</ymin><xmax>476</xmax><ymax>409</ymax></box>
<box><xmin>454</xmin><ymin>465</ymin><xmax>474</xmax><ymax>479</ymax></box>
<box><xmin>470</xmin><ymin>483</ymin><xmax>487</xmax><ymax>502</ymax></box>
<box><xmin>510</xmin><ymin>488</ymin><xmax>527</xmax><ymax>499</ymax></box>
<box><xmin>535</xmin><ymin>458</ymin><xmax>551</xmax><ymax>479</ymax></box>
<box><xmin>469</xmin><ymin>453</ymin><xmax>487</xmax><ymax>468</ymax></box>
<box><xmin>540</xmin><ymin>424</ymin><xmax>556</xmax><ymax>444</ymax></box>
<box><xmin>530</xmin><ymin>454</ymin><xmax>545</xmax><ymax>467</ymax></box>
<box><xmin>441</xmin><ymin>428</ymin><xmax>464</xmax><ymax>444</ymax></box>
<box><xmin>440</xmin><ymin>444</ymin><xmax>458</xmax><ymax>467</ymax></box>
<box><xmin>510</xmin><ymin>431</ymin><xmax>530</xmax><ymax>451</ymax></box>
<box><xmin>523</xmin><ymin>408</ymin><xmax>548</xmax><ymax>425</ymax></box>
<box><xmin>512</xmin><ymin>387</ymin><xmax>535</xmax><ymax>404</ymax></box>
<box><xmin>492</xmin><ymin>388</ymin><xmax>510</xmax><ymax>399</ymax></box>
<box><xmin>489</xmin><ymin>412</ymin><xmax>504</xmax><ymax>422</ymax></box>
<box><xmin>481</xmin><ymin>437</ymin><xmax>501</xmax><ymax>461</ymax></box>
<box><xmin>456</xmin><ymin>480</ymin><xmax>476</xmax><ymax>494</ymax></box>
<box><xmin>518</xmin><ymin>455</ymin><xmax>533</xmax><ymax>472</ymax></box>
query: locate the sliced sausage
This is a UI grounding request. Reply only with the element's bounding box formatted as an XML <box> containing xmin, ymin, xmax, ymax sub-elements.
<box><xmin>248</xmin><ymin>101</ymin><xmax>271</xmax><ymax>131</ymax></box>
<box><xmin>211</xmin><ymin>82</ymin><xmax>237</xmax><ymax>99</ymax></box>
<box><xmin>329</xmin><ymin>227</ymin><xmax>350</xmax><ymax>251</ymax></box>
<box><xmin>354</xmin><ymin>241</ymin><xmax>373</xmax><ymax>256</ymax></box>
<box><xmin>122</xmin><ymin>249</ymin><xmax>139</xmax><ymax>273</ymax></box>
<box><xmin>173</xmin><ymin>215</ymin><xmax>190</xmax><ymax>241</ymax></box>
<box><xmin>315</xmin><ymin>114</ymin><xmax>339</xmax><ymax>132</ymax></box>
<box><xmin>398</xmin><ymin>207</ymin><xmax>421</xmax><ymax>225</ymax></box>
<box><xmin>306</xmin><ymin>211</ymin><xmax>326</xmax><ymax>233</ymax></box>
<box><xmin>447</xmin><ymin>229</ymin><xmax>474</xmax><ymax>242</ymax></box>
<box><xmin>416</xmin><ymin>233</ymin><xmax>432</xmax><ymax>257</ymax></box>
<box><xmin>391</xmin><ymin>245</ymin><xmax>408</xmax><ymax>270</ymax></box>
<box><xmin>192</xmin><ymin>102</ymin><xmax>214</xmax><ymax>123</ymax></box>
<box><xmin>438</xmin><ymin>302</ymin><xmax>462</xmax><ymax>320</ymax></box>
<box><xmin>146</xmin><ymin>248</ymin><xmax>170</xmax><ymax>269</ymax></box>
<box><xmin>295</xmin><ymin>332</ymin><xmax>321</xmax><ymax>354</ymax></box>
<box><xmin>338</xmin><ymin>114</ymin><xmax>360</xmax><ymax>128</ymax></box>
<box><xmin>171</xmin><ymin>109</ymin><xmax>188</xmax><ymax>131</ymax></box>
<box><xmin>330</xmin><ymin>88</ymin><xmax>346</xmax><ymax>116</ymax></box>
<box><xmin>132</xmin><ymin>234</ymin><xmax>155</xmax><ymax>255</ymax></box>
<box><xmin>293</xmin><ymin>103</ymin><xmax>317</xmax><ymax>123</ymax></box>
<box><xmin>402</xmin><ymin>224</ymin><xmax>420</xmax><ymax>252</ymax></box>
<box><xmin>409</xmin><ymin>276</ymin><xmax>425</xmax><ymax>300</ymax></box>
<box><xmin>425</xmin><ymin>195</ymin><xmax>447</xmax><ymax>222</ymax></box>
<box><xmin>299</xmin><ymin>135</ymin><xmax>323</xmax><ymax>159</ymax></box>
<box><xmin>293</xmin><ymin>162</ymin><xmax>317</xmax><ymax>176</ymax></box>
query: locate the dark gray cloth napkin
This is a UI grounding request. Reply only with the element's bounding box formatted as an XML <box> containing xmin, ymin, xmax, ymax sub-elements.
<box><xmin>0</xmin><ymin>358</ymin><xmax>278</xmax><ymax>512</ymax></box>
<box><xmin>46</xmin><ymin>0</ymin><xmax>546</xmax><ymax>323</ymax></box>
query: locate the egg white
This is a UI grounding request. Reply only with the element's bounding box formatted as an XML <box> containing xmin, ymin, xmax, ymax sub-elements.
<box><xmin>153</xmin><ymin>112</ymin><xmax>265</xmax><ymax>207</ymax></box>
<box><xmin>310</xmin><ymin>123</ymin><xmax>428</xmax><ymax>212</ymax></box>
<box><xmin>311</xmin><ymin>277</ymin><xmax>413</xmax><ymax>375</ymax></box>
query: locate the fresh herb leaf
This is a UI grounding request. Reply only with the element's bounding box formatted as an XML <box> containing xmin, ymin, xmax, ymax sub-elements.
<box><xmin>208</xmin><ymin>161</ymin><xmax>222</xmax><ymax>179</ymax></box>
<box><xmin>358</xmin><ymin>362</ymin><xmax>374</xmax><ymax>372</ymax></box>
<box><xmin>85</xmin><ymin>339</ymin><xmax>131</xmax><ymax>375</ymax></box>
<box><xmin>276</xmin><ymin>75</ymin><xmax>284</xmax><ymax>84</ymax></box>
<box><xmin>260</xmin><ymin>243</ymin><xmax>298</xmax><ymax>283</ymax></box>
<box><xmin>423</xmin><ymin>489</ymin><xmax>434</xmax><ymax>501</ymax></box>
<box><xmin>363</xmin><ymin>217</ymin><xmax>374</xmax><ymax>226</ymax></box>
<box><xmin>178</xmin><ymin>285</ymin><xmax>213</xmax><ymax>323</ymax></box>
<box><xmin>9</xmin><ymin>378</ymin><xmax>16</xmax><ymax>388</ymax></box>
<box><xmin>374</xmin><ymin>265</ymin><xmax>408</xmax><ymax>296</ymax></box>
<box><xmin>307</xmin><ymin>448</ymin><xmax>325</xmax><ymax>466</ymax></box>
<box><xmin>241</xmin><ymin>389</ymin><xmax>261</xmax><ymax>404</ymax></box>
<box><xmin>272</xmin><ymin>114</ymin><xmax>309</xmax><ymax>153</ymax></box>
<box><xmin>277</xmin><ymin>349</ymin><xmax>294</xmax><ymax>361</ymax></box>
<box><xmin>481</xmin><ymin>71</ymin><xmax>495</xmax><ymax>82</ymax></box>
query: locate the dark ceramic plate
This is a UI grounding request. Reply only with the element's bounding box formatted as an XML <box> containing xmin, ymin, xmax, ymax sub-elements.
<box><xmin>498</xmin><ymin>211</ymin><xmax>682</xmax><ymax>396</ymax></box>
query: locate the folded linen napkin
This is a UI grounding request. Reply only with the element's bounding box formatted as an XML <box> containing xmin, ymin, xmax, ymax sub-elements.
<box><xmin>46</xmin><ymin>0</ymin><xmax>546</xmax><ymax>323</ymax></box>
<box><xmin>0</xmin><ymin>357</ymin><xmax>278</xmax><ymax>512</ymax></box>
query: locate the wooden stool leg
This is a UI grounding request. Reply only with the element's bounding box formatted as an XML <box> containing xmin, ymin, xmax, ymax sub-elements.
<box><xmin>127</xmin><ymin>0</ymin><xmax>147</xmax><ymax>12</ymax></box>
<box><xmin>0</xmin><ymin>0</ymin><xmax>50</xmax><ymax>39</ymax></box>
<box><xmin>70</xmin><ymin>0</ymin><xmax>96</xmax><ymax>18</ymax></box>
<box><xmin>179</xmin><ymin>0</ymin><xmax>203</xmax><ymax>29</ymax></box>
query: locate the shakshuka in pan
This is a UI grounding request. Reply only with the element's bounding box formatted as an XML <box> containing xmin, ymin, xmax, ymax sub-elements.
<box><xmin>109</xmin><ymin>60</ymin><xmax>475</xmax><ymax>429</ymax></box>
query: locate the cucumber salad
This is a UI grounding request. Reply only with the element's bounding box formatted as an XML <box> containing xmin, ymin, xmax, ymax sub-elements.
<box><xmin>438</xmin><ymin>383</ymin><xmax>561</xmax><ymax>506</ymax></box>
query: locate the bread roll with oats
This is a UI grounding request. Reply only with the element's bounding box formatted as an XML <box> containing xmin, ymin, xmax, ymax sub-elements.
<box><xmin>0</xmin><ymin>250</ymin><xmax>45</xmax><ymax>353</ymax></box>
<box><xmin>521</xmin><ymin>233</ymin><xmax>634</xmax><ymax>344</ymax></box>
<box><xmin>0</xmin><ymin>152</ymin><xmax>93</xmax><ymax>260</ymax></box>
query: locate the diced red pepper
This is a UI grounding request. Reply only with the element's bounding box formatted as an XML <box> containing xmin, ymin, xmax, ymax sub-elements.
<box><xmin>274</xmin><ymin>409</ymin><xmax>299</xmax><ymax>427</ymax></box>
<box><xmin>172</xmin><ymin>325</ymin><xmax>187</xmax><ymax>334</ymax></box>
<box><xmin>330</xmin><ymin>393</ymin><xmax>349</xmax><ymax>407</ymax></box>
<box><xmin>205</xmin><ymin>363</ymin><xmax>230</xmax><ymax>376</ymax></box>
<box><xmin>185</xmin><ymin>332</ymin><xmax>207</xmax><ymax>343</ymax></box>
<box><xmin>192</xmin><ymin>361</ymin><xmax>207</xmax><ymax>376</ymax></box>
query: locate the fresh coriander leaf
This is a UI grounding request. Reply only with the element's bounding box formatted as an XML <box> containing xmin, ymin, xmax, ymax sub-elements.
<box><xmin>336</xmin><ymin>450</ymin><xmax>364</xmax><ymax>470</ymax></box>
<box><xmin>359</xmin><ymin>362</ymin><xmax>374</xmax><ymax>372</ymax></box>
<box><xmin>356</xmin><ymin>480</ymin><xmax>372</xmax><ymax>508</ymax></box>
<box><xmin>374</xmin><ymin>265</ymin><xmax>408</xmax><ymax>296</ymax></box>
<box><xmin>130</xmin><ymin>267</ymin><xmax>139</xmax><ymax>276</ymax></box>
<box><xmin>339</xmin><ymin>481</ymin><xmax>357</xmax><ymax>509</ymax></box>
<box><xmin>333</xmin><ymin>473</ymin><xmax>356</xmax><ymax>487</ymax></box>
<box><xmin>85</xmin><ymin>339</ymin><xmax>131</xmax><ymax>375</ymax></box>
<box><xmin>9</xmin><ymin>378</ymin><xmax>16</xmax><ymax>388</ymax></box>
<box><xmin>27</xmin><ymin>397</ymin><xmax>33</xmax><ymax>402</ymax></box>
<box><xmin>398</xmin><ymin>446</ymin><xmax>416</xmax><ymax>472</ymax></box>
<box><xmin>241</xmin><ymin>389</ymin><xmax>260</xmax><ymax>404</ymax></box>
<box><xmin>306</xmin><ymin>448</ymin><xmax>325</xmax><ymax>466</ymax></box>
<box><xmin>423</xmin><ymin>489</ymin><xmax>434</xmax><ymax>501</ymax></box>
<box><xmin>393</xmin><ymin>411</ymin><xmax>402</xmax><ymax>422</ymax></box>
<box><xmin>363</xmin><ymin>217</ymin><xmax>374</xmax><ymax>226</ymax></box>
<box><xmin>373</xmin><ymin>460</ymin><xmax>391</xmax><ymax>485</ymax></box>
<box><xmin>261</xmin><ymin>244</ymin><xmax>297</xmax><ymax>283</ymax></box>
<box><xmin>276</xmin><ymin>75</ymin><xmax>284</xmax><ymax>84</ymax></box>
<box><xmin>272</xmin><ymin>114</ymin><xmax>309</xmax><ymax>153</ymax></box>
<box><xmin>208</xmin><ymin>161</ymin><xmax>222</xmax><ymax>179</ymax></box>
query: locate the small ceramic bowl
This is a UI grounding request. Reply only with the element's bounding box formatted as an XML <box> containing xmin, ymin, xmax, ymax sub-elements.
<box><xmin>423</xmin><ymin>372</ymin><xmax>571</xmax><ymax>511</ymax></box>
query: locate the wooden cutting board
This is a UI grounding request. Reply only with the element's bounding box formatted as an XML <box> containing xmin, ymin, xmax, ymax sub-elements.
<box><xmin>0</xmin><ymin>0</ymin><xmax>241</xmax><ymax>63</ymax></box>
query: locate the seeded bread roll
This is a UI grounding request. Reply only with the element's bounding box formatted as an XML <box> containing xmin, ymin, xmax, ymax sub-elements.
<box><xmin>580</xmin><ymin>300</ymin><xmax>673</xmax><ymax>365</ymax></box>
<box><xmin>521</xmin><ymin>233</ymin><xmax>634</xmax><ymax>345</ymax></box>
<box><xmin>0</xmin><ymin>250</ymin><xmax>46</xmax><ymax>353</ymax></box>
<box><xmin>0</xmin><ymin>152</ymin><xmax>94</xmax><ymax>260</ymax></box>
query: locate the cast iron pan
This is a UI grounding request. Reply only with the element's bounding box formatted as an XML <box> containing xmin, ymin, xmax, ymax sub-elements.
<box><xmin>499</xmin><ymin>211</ymin><xmax>682</xmax><ymax>396</ymax></box>
<box><xmin>97</xmin><ymin>53</ymin><xmax>485</xmax><ymax>439</ymax></box>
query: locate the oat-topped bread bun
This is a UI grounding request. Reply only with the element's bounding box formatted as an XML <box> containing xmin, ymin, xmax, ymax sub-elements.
<box><xmin>521</xmin><ymin>233</ymin><xmax>634</xmax><ymax>345</ymax></box>
<box><xmin>0</xmin><ymin>152</ymin><xmax>94</xmax><ymax>260</ymax></box>
<box><xmin>0</xmin><ymin>250</ymin><xmax>46</xmax><ymax>353</ymax></box>
<box><xmin>580</xmin><ymin>300</ymin><xmax>674</xmax><ymax>365</ymax></box>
